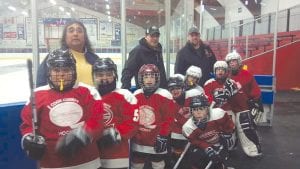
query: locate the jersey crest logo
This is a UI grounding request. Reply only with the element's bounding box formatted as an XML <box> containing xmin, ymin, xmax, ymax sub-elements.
<box><xmin>48</xmin><ymin>99</ymin><xmax>84</xmax><ymax>128</ymax></box>
<box><xmin>103</xmin><ymin>103</ymin><xmax>114</xmax><ymax>126</ymax></box>
<box><xmin>138</xmin><ymin>105</ymin><xmax>157</xmax><ymax>130</ymax></box>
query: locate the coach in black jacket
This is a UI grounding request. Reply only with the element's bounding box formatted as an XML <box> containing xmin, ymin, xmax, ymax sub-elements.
<box><xmin>121</xmin><ymin>26</ymin><xmax>167</xmax><ymax>90</ymax></box>
<box><xmin>174</xmin><ymin>27</ymin><xmax>216</xmax><ymax>87</ymax></box>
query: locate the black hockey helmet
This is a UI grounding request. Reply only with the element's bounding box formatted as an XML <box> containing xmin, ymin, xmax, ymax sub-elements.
<box><xmin>92</xmin><ymin>57</ymin><xmax>118</xmax><ymax>80</ymax></box>
<box><xmin>190</xmin><ymin>94</ymin><xmax>210</xmax><ymax>129</ymax></box>
<box><xmin>92</xmin><ymin>57</ymin><xmax>118</xmax><ymax>95</ymax></box>
<box><xmin>46</xmin><ymin>49</ymin><xmax>76</xmax><ymax>91</ymax></box>
<box><xmin>167</xmin><ymin>74</ymin><xmax>185</xmax><ymax>91</ymax></box>
<box><xmin>190</xmin><ymin>94</ymin><xmax>210</xmax><ymax>109</ymax></box>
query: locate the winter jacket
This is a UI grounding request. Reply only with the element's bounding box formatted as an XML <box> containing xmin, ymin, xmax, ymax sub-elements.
<box><xmin>121</xmin><ymin>38</ymin><xmax>168</xmax><ymax>90</ymax></box>
<box><xmin>174</xmin><ymin>42</ymin><xmax>216</xmax><ymax>87</ymax></box>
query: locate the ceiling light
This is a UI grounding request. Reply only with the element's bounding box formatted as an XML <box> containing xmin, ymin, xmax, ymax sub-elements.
<box><xmin>245</xmin><ymin>0</ymin><xmax>248</xmax><ymax>5</ymax></box>
<box><xmin>71</xmin><ymin>7</ymin><xmax>75</xmax><ymax>11</ymax></box>
<box><xmin>8</xmin><ymin>6</ymin><xmax>16</xmax><ymax>11</ymax></box>
<box><xmin>210</xmin><ymin>7</ymin><xmax>216</xmax><ymax>11</ymax></box>
<box><xmin>106</xmin><ymin>4</ymin><xmax>110</xmax><ymax>9</ymax></box>
<box><xmin>21</xmin><ymin>11</ymin><xmax>28</xmax><ymax>16</ymax></box>
<box><xmin>66</xmin><ymin>12</ymin><xmax>71</xmax><ymax>16</ymax></box>
<box><xmin>49</xmin><ymin>0</ymin><xmax>57</xmax><ymax>5</ymax></box>
<box><xmin>107</xmin><ymin>11</ymin><xmax>110</xmax><ymax>15</ymax></box>
<box><xmin>59</xmin><ymin>6</ymin><xmax>64</xmax><ymax>11</ymax></box>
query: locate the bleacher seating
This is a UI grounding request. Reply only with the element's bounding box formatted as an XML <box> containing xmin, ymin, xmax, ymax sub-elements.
<box><xmin>207</xmin><ymin>30</ymin><xmax>300</xmax><ymax>60</ymax></box>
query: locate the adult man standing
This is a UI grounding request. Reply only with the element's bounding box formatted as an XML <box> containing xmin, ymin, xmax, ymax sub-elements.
<box><xmin>37</xmin><ymin>20</ymin><xmax>99</xmax><ymax>87</ymax></box>
<box><xmin>175</xmin><ymin>26</ymin><xmax>216</xmax><ymax>87</ymax></box>
<box><xmin>121</xmin><ymin>26</ymin><xmax>167</xmax><ymax>90</ymax></box>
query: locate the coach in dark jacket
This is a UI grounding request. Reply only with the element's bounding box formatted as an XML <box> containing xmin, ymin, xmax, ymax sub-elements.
<box><xmin>174</xmin><ymin>27</ymin><xmax>216</xmax><ymax>87</ymax></box>
<box><xmin>121</xmin><ymin>26</ymin><xmax>167</xmax><ymax>90</ymax></box>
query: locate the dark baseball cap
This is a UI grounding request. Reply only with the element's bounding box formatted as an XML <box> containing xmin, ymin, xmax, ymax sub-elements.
<box><xmin>188</xmin><ymin>27</ymin><xmax>200</xmax><ymax>34</ymax></box>
<box><xmin>145</xmin><ymin>26</ymin><xmax>160</xmax><ymax>35</ymax></box>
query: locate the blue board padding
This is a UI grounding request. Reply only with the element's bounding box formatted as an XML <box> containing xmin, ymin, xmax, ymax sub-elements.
<box><xmin>254</xmin><ymin>75</ymin><xmax>273</xmax><ymax>86</ymax></box>
<box><xmin>0</xmin><ymin>102</ymin><xmax>36</xmax><ymax>169</ymax></box>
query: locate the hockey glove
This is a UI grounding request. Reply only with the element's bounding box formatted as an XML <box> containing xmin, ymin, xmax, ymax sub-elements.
<box><xmin>213</xmin><ymin>88</ymin><xmax>230</xmax><ymax>106</ymax></box>
<box><xmin>154</xmin><ymin>135</ymin><xmax>168</xmax><ymax>153</ymax></box>
<box><xmin>205</xmin><ymin>147</ymin><xmax>221</xmax><ymax>164</ymax></box>
<box><xmin>220</xmin><ymin>133</ymin><xmax>235</xmax><ymax>151</ymax></box>
<box><xmin>97</xmin><ymin>127</ymin><xmax>121</xmax><ymax>148</ymax></box>
<box><xmin>224</xmin><ymin>78</ymin><xmax>239</xmax><ymax>96</ymax></box>
<box><xmin>248</xmin><ymin>99</ymin><xmax>264</xmax><ymax>112</ymax></box>
<box><xmin>21</xmin><ymin>133</ymin><xmax>46</xmax><ymax>160</ymax></box>
<box><xmin>248</xmin><ymin>99</ymin><xmax>264</xmax><ymax>124</ymax></box>
<box><xmin>55</xmin><ymin>127</ymin><xmax>91</xmax><ymax>157</ymax></box>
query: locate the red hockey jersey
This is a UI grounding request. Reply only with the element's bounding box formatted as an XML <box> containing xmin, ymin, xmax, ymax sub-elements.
<box><xmin>171</xmin><ymin>88</ymin><xmax>204</xmax><ymax>140</ymax></box>
<box><xmin>99</xmin><ymin>88</ymin><xmax>139</xmax><ymax>168</ymax></box>
<box><xmin>132</xmin><ymin>88</ymin><xmax>176</xmax><ymax>154</ymax></box>
<box><xmin>229</xmin><ymin>69</ymin><xmax>261</xmax><ymax>100</ymax></box>
<box><xmin>182</xmin><ymin>108</ymin><xmax>234</xmax><ymax>149</ymax></box>
<box><xmin>204</xmin><ymin>78</ymin><xmax>249</xmax><ymax>113</ymax></box>
<box><xmin>20</xmin><ymin>82</ymin><xmax>104</xmax><ymax>169</ymax></box>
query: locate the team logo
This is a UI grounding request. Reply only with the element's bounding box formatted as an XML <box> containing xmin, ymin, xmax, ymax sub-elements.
<box><xmin>139</xmin><ymin>105</ymin><xmax>156</xmax><ymax>129</ymax></box>
<box><xmin>49</xmin><ymin>100</ymin><xmax>83</xmax><ymax>127</ymax></box>
<box><xmin>103</xmin><ymin>103</ymin><xmax>113</xmax><ymax>125</ymax></box>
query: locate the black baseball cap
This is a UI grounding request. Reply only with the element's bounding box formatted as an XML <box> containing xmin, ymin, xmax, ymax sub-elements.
<box><xmin>188</xmin><ymin>26</ymin><xmax>200</xmax><ymax>34</ymax></box>
<box><xmin>145</xmin><ymin>26</ymin><xmax>160</xmax><ymax>35</ymax></box>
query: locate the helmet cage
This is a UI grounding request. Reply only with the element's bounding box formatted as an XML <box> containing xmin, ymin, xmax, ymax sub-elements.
<box><xmin>47</xmin><ymin>49</ymin><xmax>76</xmax><ymax>91</ymax></box>
<box><xmin>92</xmin><ymin>58</ymin><xmax>117</xmax><ymax>85</ymax></box>
<box><xmin>167</xmin><ymin>75</ymin><xmax>185</xmax><ymax>92</ymax></box>
<box><xmin>138</xmin><ymin>64</ymin><xmax>160</xmax><ymax>93</ymax></box>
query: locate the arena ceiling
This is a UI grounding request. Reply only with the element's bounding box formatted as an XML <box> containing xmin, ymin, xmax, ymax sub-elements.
<box><xmin>0</xmin><ymin>0</ymin><xmax>261</xmax><ymax>28</ymax></box>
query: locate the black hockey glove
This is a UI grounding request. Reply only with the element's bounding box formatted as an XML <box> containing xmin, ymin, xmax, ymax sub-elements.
<box><xmin>97</xmin><ymin>127</ymin><xmax>121</xmax><ymax>148</ymax></box>
<box><xmin>154</xmin><ymin>135</ymin><xmax>168</xmax><ymax>153</ymax></box>
<box><xmin>55</xmin><ymin>127</ymin><xmax>91</xmax><ymax>157</ymax></box>
<box><xmin>213</xmin><ymin>88</ymin><xmax>231</xmax><ymax>105</ymax></box>
<box><xmin>248</xmin><ymin>99</ymin><xmax>264</xmax><ymax>112</ymax></box>
<box><xmin>248</xmin><ymin>99</ymin><xmax>264</xmax><ymax>124</ymax></box>
<box><xmin>224</xmin><ymin>78</ymin><xmax>239</xmax><ymax>97</ymax></box>
<box><xmin>22</xmin><ymin>133</ymin><xmax>46</xmax><ymax>160</ymax></box>
<box><xmin>205</xmin><ymin>147</ymin><xmax>221</xmax><ymax>164</ymax></box>
<box><xmin>220</xmin><ymin>133</ymin><xmax>235</xmax><ymax>150</ymax></box>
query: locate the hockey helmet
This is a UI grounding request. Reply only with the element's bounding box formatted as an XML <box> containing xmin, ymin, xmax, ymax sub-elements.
<box><xmin>92</xmin><ymin>57</ymin><xmax>117</xmax><ymax>95</ymax></box>
<box><xmin>186</xmin><ymin>65</ymin><xmax>202</xmax><ymax>79</ymax></box>
<box><xmin>225</xmin><ymin>51</ymin><xmax>242</xmax><ymax>74</ymax></box>
<box><xmin>168</xmin><ymin>74</ymin><xmax>185</xmax><ymax>99</ymax></box>
<box><xmin>167</xmin><ymin>74</ymin><xmax>185</xmax><ymax>90</ymax></box>
<box><xmin>46</xmin><ymin>49</ymin><xmax>76</xmax><ymax>91</ymax></box>
<box><xmin>185</xmin><ymin>65</ymin><xmax>202</xmax><ymax>89</ymax></box>
<box><xmin>190</xmin><ymin>94</ymin><xmax>210</xmax><ymax>109</ymax></box>
<box><xmin>189</xmin><ymin>94</ymin><xmax>210</xmax><ymax>128</ymax></box>
<box><xmin>138</xmin><ymin>64</ymin><xmax>160</xmax><ymax>93</ymax></box>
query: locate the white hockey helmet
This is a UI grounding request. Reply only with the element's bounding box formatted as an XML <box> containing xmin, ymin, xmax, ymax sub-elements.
<box><xmin>186</xmin><ymin>65</ymin><xmax>202</xmax><ymax>79</ymax></box>
<box><xmin>225</xmin><ymin>51</ymin><xmax>242</xmax><ymax>66</ymax></box>
<box><xmin>213</xmin><ymin>61</ymin><xmax>228</xmax><ymax>74</ymax></box>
